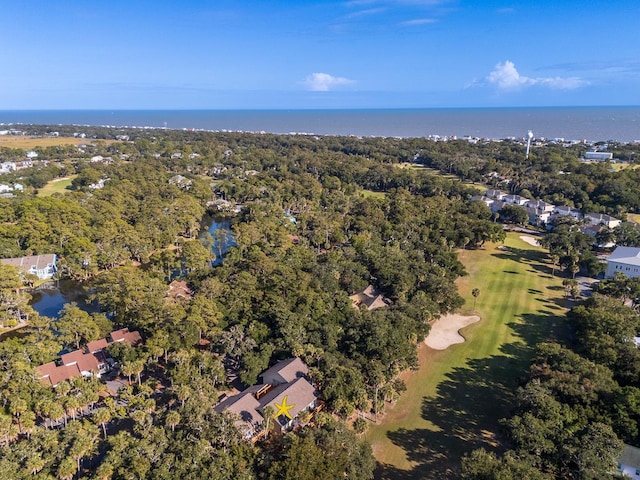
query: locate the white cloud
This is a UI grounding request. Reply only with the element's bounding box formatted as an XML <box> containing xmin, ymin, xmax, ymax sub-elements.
<box><xmin>401</xmin><ymin>18</ymin><xmax>437</xmax><ymax>26</ymax></box>
<box><xmin>303</xmin><ymin>73</ymin><xmax>355</xmax><ymax>91</ymax></box>
<box><xmin>486</xmin><ymin>61</ymin><xmax>587</xmax><ymax>90</ymax></box>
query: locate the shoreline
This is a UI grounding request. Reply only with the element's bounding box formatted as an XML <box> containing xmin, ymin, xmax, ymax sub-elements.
<box><xmin>1</xmin><ymin>106</ymin><xmax>639</xmax><ymax>143</ymax></box>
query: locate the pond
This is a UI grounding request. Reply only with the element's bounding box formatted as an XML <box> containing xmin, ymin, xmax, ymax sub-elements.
<box><xmin>29</xmin><ymin>279</ymin><xmax>97</xmax><ymax>319</ymax></box>
<box><xmin>203</xmin><ymin>215</ymin><xmax>235</xmax><ymax>266</ymax></box>
<box><xmin>29</xmin><ymin>215</ymin><xmax>236</xmax><ymax>319</ymax></box>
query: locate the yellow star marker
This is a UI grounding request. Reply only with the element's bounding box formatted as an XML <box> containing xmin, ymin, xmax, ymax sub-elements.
<box><xmin>274</xmin><ymin>395</ymin><xmax>295</xmax><ymax>420</ymax></box>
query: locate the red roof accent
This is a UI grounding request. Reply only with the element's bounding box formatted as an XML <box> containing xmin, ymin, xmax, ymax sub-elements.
<box><xmin>110</xmin><ymin>328</ymin><xmax>142</xmax><ymax>346</ymax></box>
<box><xmin>87</xmin><ymin>338</ymin><xmax>109</xmax><ymax>353</ymax></box>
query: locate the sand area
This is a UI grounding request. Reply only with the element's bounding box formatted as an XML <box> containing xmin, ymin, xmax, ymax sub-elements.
<box><xmin>424</xmin><ymin>313</ymin><xmax>481</xmax><ymax>350</ymax></box>
<box><xmin>519</xmin><ymin>235</ymin><xmax>540</xmax><ymax>246</ymax></box>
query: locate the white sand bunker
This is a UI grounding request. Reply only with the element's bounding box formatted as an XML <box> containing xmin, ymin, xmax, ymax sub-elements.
<box><xmin>425</xmin><ymin>314</ymin><xmax>480</xmax><ymax>350</ymax></box>
<box><xmin>519</xmin><ymin>235</ymin><xmax>540</xmax><ymax>246</ymax></box>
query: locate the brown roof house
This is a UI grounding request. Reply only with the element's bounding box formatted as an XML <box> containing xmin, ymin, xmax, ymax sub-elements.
<box><xmin>166</xmin><ymin>280</ymin><xmax>193</xmax><ymax>303</ymax></box>
<box><xmin>35</xmin><ymin>327</ymin><xmax>143</xmax><ymax>387</ymax></box>
<box><xmin>349</xmin><ymin>285</ymin><xmax>390</xmax><ymax>310</ymax></box>
<box><xmin>214</xmin><ymin>358</ymin><xmax>320</xmax><ymax>441</ymax></box>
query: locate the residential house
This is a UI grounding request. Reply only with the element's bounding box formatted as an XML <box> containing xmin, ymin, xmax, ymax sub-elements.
<box><xmin>525</xmin><ymin>206</ymin><xmax>552</xmax><ymax>227</ymax></box>
<box><xmin>552</xmin><ymin>206</ymin><xmax>582</xmax><ymax>219</ymax></box>
<box><xmin>258</xmin><ymin>377</ymin><xmax>319</xmax><ymax>431</ymax></box>
<box><xmin>618</xmin><ymin>444</ymin><xmax>640</xmax><ymax>479</ymax></box>
<box><xmin>61</xmin><ymin>349</ymin><xmax>109</xmax><ymax>378</ymax></box>
<box><xmin>1</xmin><ymin>254</ymin><xmax>57</xmax><ymax>280</ymax></box>
<box><xmin>606</xmin><ymin>246</ymin><xmax>640</xmax><ymax>279</ymax></box>
<box><xmin>35</xmin><ymin>328</ymin><xmax>143</xmax><ymax>387</ymax></box>
<box><xmin>470</xmin><ymin>195</ymin><xmax>495</xmax><ymax>210</ymax></box>
<box><xmin>214</xmin><ymin>387</ymin><xmax>265</xmax><ymax>440</ymax></box>
<box><xmin>502</xmin><ymin>194</ymin><xmax>529</xmax><ymax>206</ymax></box>
<box><xmin>37</xmin><ymin>362</ymin><xmax>82</xmax><ymax>387</ymax></box>
<box><xmin>260</xmin><ymin>357</ymin><xmax>308</xmax><ymax>386</ymax></box>
<box><xmin>525</xmin><ymin>199</ymin><xmax>555</xmax><ymax>213</ymax></box>
<box><xmin>214</xmin><ymin>358</ymin><xmax>320</xmax><ymax>441</ymax></box>
<box><xmin>167</xmin><ymin>280</ymin><xmax>194</xmax><ymax>303</ymax></box>
<box><xmin>0</xmin><ymin>162</ymin><xmax>16</xmax><ymax>173</ymax></box>
<box><xmin>585</xmin><ymin>212</ymin><xmax>622</xmax><ymax>229</ymax></box>
<box><xmin>110</xmin><ymin>327</ymin><xmax>142</xmax><ymax>346</ymax></box>
<box><xmin>581</xmin><ymin>224</ymin><xmax>615</xmax><ymax>248</ymax></box>
<box><xmin>349</xmin><ymin>285</ymin><xmax>390</xmax><ymax>310</ymax></box>
<box><xmin>484</xmin><ymin>189</ymin><xmax>506</xmax><ymax>200</ymax></box>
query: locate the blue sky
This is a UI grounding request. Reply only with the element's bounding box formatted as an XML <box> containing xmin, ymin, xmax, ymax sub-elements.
<box><xmin>1</xmin><ymin>0</ymin><xmax>639</xmax><ymax>109</ymax></box>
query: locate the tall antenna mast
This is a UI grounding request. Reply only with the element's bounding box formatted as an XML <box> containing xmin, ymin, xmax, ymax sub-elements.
<box><xmin>526</xmin><ymin>130</ymin><xmax>533</xmax><ymax>159</ymax></box>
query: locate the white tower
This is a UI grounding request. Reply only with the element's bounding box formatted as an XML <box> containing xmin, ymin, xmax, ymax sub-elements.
<box><xmin>526</xmin><ymin>130</ymin><xmax>533</xmax><ymax>159</ymax></box>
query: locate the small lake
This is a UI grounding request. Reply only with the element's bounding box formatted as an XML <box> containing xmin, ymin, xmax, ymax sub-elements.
<box><xmin>29</xmin><ymin>279</ymin><xmax>97</xmax><ymax>319</ymax></box>
<box><xmin>203</xmin><ymin>215</ymin><xmax>235</xmax><ymax>265</ymax></box>
<box><xmin>30</xmin><ymin>215</ymin><xmax>235</xmax><ymax>319</ymax></box>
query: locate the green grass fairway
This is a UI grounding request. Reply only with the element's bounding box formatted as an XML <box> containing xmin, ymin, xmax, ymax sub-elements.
<box><xmin>361</xmin><ymin>189</ymin><xmax>387</xmax><ymax>199</ymax></box>
<box><xmin>368</xmin><ymin>233</ymin><xmax>567</xmax><ymax>479</ymax></box>
<box><xmin>37</xmin><ymin>176</ymin><xmax>76</xmax><ymax>196</ymax></box>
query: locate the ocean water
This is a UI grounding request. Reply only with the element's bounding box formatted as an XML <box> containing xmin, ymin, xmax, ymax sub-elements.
<box><xmin>1</xmin><ymin>107</ymin><xmax>639</xmax><ymax>142</ymax></box>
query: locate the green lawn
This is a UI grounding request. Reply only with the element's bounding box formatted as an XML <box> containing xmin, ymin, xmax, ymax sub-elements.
<box><xmin>37</xmin><ymin>176</ymin><xmax>76</xmax><ymax>196</ymax></box>
<box><xmin>361</xmin><ymin>189</ymin><xmax>387</xmax><ymax>199</ymax></box>
<box><xmin>367</xmin><ymin>233</ymin><xmax>568</xmax><ymax>479</ymax></box>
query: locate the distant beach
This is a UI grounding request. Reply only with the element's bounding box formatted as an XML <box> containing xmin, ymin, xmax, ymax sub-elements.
<box><xmin>1</xmin><ymin>107</ymin><xmax>639</xmax><ymax>142</ymax></box>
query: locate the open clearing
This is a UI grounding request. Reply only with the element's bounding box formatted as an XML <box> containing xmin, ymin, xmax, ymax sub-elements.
<box><xmin>0</xmin><ymin>136</ymin><xmax>90</xmax><ymax>148</ymax></box>
<box><xmin>37</xmin><ymin>176</ymin><xmax>77</xmax><ymax>196</ymax></box>
<box><xmin>628</xmin><ymin>213</ymin><xmax>640</xmax><ymax>225</ymax></box>
<box><xmin>367</xmin><ymin>233</ymin><xmax>567</xmax><ymax>479</ymax></box>
<box><xmin>361</xmin><ymin>189</ymin><xmax>387</xmax><ymax>199</ymax></box>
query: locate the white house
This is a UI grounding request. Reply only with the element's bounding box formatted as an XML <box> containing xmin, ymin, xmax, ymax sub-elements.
<box><xmin>606</xmin><ymin>247</ymin><xmax>640</xmax><ymax>279</ymax></box>
<box><xmin>551</xmin><ymin>206</ymin><xmax>583</xmax><ymax>222</ymax></box>
<box><xmin>525</xmin><ymin>206</ymin><xmax>552</xmax><ymax>226</ymax></box>
<box><xmin>470</xmin><ymin>195</ymin><xmax>495</xmax><ymax>210</ymax></box>
<box><xmin>1</xmin><ymin>254</ymin><xmax>57</xmax><ymax>279</ymax></box>
<box><xmin>526</xmin><ymin>199</ymin><xmax>555</xmax><ymax>213</ymax></box>
<box><xmin>484</xmin><ymin>189</ymin><xmax>506</xmax><ymax>200</ymax></box>
<box><xmin>0</xmin><ymin>162</ymin><xmax>16</xmax><ymax>173</ymax></box>
<box><xmin>618</xmin><ymin>444</ymin><xmax>640</xmax><ymax>479</ymax></box>
<box><xmin>503</xmin><ymin>194</ymin><xmax>529</xmax><ymax>206</ymax></box>
<box><xmin>585</xmin><ymin>212</ymin><xmax>622</xmax><ymax>229</ymax></box>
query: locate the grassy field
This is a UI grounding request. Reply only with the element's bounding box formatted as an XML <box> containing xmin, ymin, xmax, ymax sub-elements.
<box><xmin>628</xmin><ymin>213</ymin><xmax>640</xmax><ymax>224</ymax></box>
<box><xmin>37</xmin><ymin>176</ymin><xmax>77</xmax><ymax>196</ymax></box>
<box><xmin>610</xmin><ymin>162</ymin><xmax>640</xmax><ymax>172</ymax></box>
<box><xmin>0</xmin><ymin>136</ymin><xmax>91</xmax><ymax>148</ymax></box>
<box><xmin>367</xmin><ymin>233</ymin><xmax>568</xmax><ymax>479</ymax></box>
<box><xmin>362</xmin><ymin>189</ymin><xmax>387</xmax><ymax>199</ymax></box>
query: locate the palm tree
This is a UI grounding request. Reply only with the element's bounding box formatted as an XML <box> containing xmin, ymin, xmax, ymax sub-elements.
<box><xmin>93</xmin><ymin>407</ymin><xmax>112</xmax><ymax>439</ymax></box>
<box><xmin>121</xmin><ymin>362</ymin><xmax>135</xmax><ymax>384</ymax></box>
<box><xmin>472</xmin><ymin>288</ymin><xmax>480</xmax><ymax>312</ymax></box>
<box><xmin>262</xmin><ymin>405</ymin><xmax>275</xmax><ymax>439</ymax></box>
<box><xmin>166</xmin><ymin>410</ymin><xmax>180</xmax><ymax>433</ymax></box>
<box><xmin>550</xmin><ymin>254</ymin><xmax>560</xmax><ymax>277</ymax></box>
<box><xmin>57</xmin><ymin>457</ymin><xmax>77</xmax><ymax>480</ymax></box>
<box><xmin>571</xmin><ymin>263</ymin><xmax>580</xmax><ymax>279</ymax></box>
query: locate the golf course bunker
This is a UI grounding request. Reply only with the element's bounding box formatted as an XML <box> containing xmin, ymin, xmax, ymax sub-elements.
<box><xmin>425</xmin><ymin>314</ymin><xmax>481</xmax><ymax>350</ymax></box>
<box><xmin>519</xmin><ymin>235</ymin><xmax>540</xmax><ymax>247</ymax></box>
